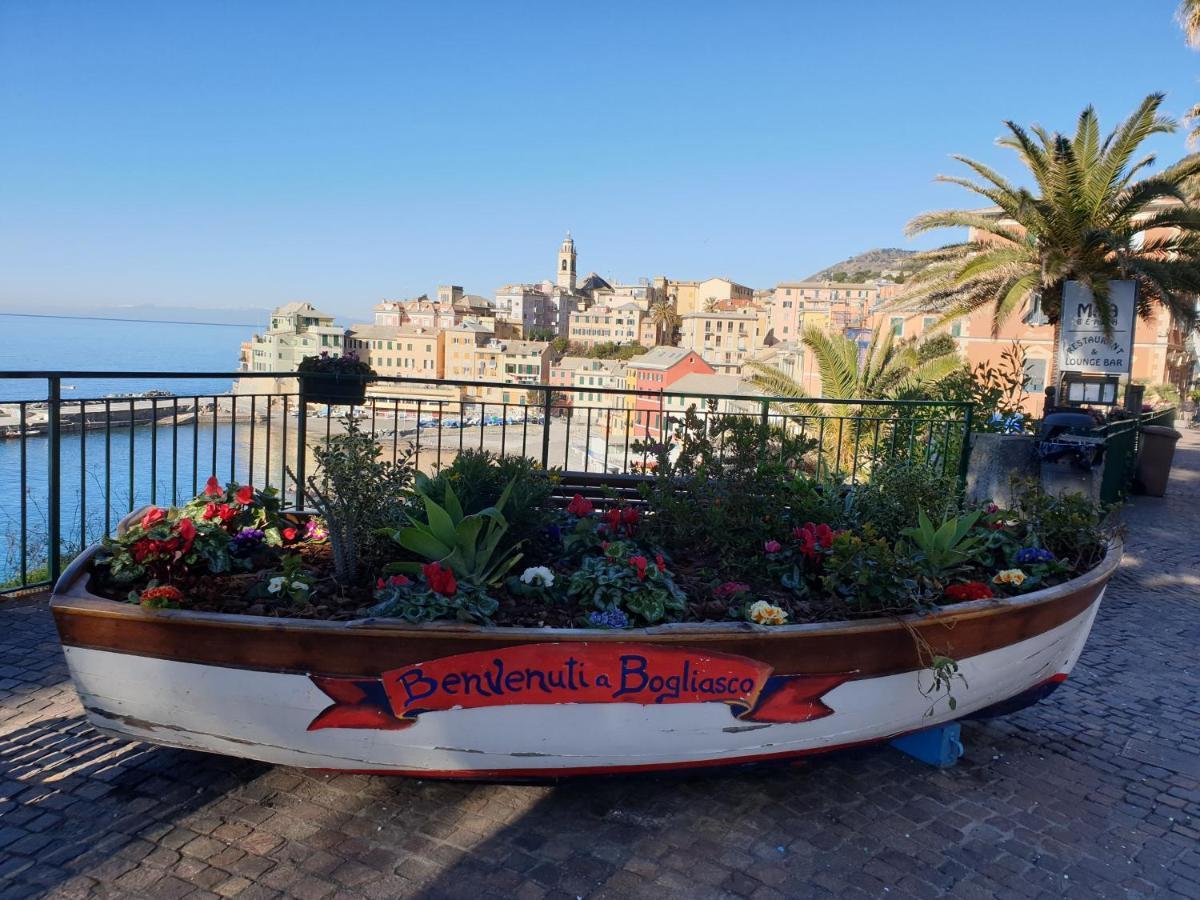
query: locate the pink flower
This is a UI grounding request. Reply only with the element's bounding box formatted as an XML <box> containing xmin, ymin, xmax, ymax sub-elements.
<box><xmin>764</xmin><ymin>540</ymin><xmax>782</xmax><ymax>554</ymax></box>
<box><xmin>713</xmin><ymin>581</ymin><xmax>751</xmax><ymax>599</ymax></box>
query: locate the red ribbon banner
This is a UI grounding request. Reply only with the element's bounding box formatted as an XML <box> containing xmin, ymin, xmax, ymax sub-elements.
<box><xmin>308</xmin><ymin>643</ymin><xmax>848</xmax><ymax>731</ymax></box>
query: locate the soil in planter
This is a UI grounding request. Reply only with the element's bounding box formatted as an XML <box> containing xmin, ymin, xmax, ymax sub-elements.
<box><xmin>90</xmin><ymin>542</ymin><xmax>904</xmax><ymax>627</ymax></box>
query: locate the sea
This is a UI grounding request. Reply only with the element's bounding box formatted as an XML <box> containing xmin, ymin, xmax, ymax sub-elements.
<box><xmin>0</xmin><ymin>314</ymin><xmax>257</xmax><ymax>584</ymax></box>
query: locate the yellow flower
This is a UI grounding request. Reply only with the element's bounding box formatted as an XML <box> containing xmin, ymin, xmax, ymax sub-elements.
<box><xmin>993</xmin><ymin>568</ymin><xmax>1027</xmax><ymax>587</ymax></box>
<box><xmin>748</xmin><ymin>600</ymin><xmax>788</xmax><ymax>626</ymax></box>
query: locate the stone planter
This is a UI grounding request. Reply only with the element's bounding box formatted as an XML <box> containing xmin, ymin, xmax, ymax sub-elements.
<box><xmin>965</xmin><ymin>432</ymin><xmax>1038</xmax><ymax>507</ymax></box>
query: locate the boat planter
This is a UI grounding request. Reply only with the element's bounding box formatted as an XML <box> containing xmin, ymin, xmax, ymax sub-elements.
<box><xmin>50</xmin><ymin>534</ymin><xmax>1121</xmax><ymax>779</ymax></box>
<box><xmin>301</xmin><ymin>373</ymin><xmax>369</xmax><ymax>407</ymax></box>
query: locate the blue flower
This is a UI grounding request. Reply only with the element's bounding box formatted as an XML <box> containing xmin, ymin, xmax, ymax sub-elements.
<box><xmin>1014</xmin><ymin>546</ymin><xmax>1055</xmax><ymax>565</ymax></box>
<box><xmin>588</xmin><ymin>608</ymin><xmax>630</xmax><ymax>629</ymax></box>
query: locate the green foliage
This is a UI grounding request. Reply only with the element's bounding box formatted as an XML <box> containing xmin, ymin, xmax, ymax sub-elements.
<box><xmin>1011</xmin><ymin>481</ymin><xmax>1113</xmax><ymax>573</ymax></box>
<box><xmin>820</xmin><ymin>529</ymin><xmax>920</xmax><ymax>614</ymax></box>
<box><xmin>370</xmin><ymin>579</ymin><xmax>498</xmax><ymax>625</ymax></box>
<box><xmin>383</xmin><ymin>478</ymin><xmax>523</xmax><ymax>587</ymax></box>
<box><xmin>900</xmin><ymin>509</ymin><xmax>983</xmax><ymax>580</ymax></box>
<box><xmin>247</xmin><ymin>553</ymin><xmax>316</xmax><ymax>604</ymax></box>
<box><xmin>848</xmin><ymin>460</ymin><xmax>959</xmax><ymax>536</ymax></box>
<box><xmin>939</xmin><ymin>341</ymin><xmax>1032</xmax><ymax>433</ymax></box>
<box><xmin>295</xmin><ymin>416</ymin><xmax>413</xmax><ymax>587</ymax></box>
<box><xmin>421</xmin><ymin>450</ymin><xmax>555</xmax><ymax>555</ymax></box>
<box><xmin>634</xmin><ymin>405</ymin><xmax>818</xmax><ymax>577</ymax></box>
<box><xmin>566</xmin><ymin>541</ymin><xmax>686</xmax><ymax>626</ymax></box>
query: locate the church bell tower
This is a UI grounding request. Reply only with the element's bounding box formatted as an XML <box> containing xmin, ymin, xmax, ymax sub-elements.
<box><xmin>557</xmin><ymin>231</ymin><xmax>577</xmax><ymax>290</ymax></box>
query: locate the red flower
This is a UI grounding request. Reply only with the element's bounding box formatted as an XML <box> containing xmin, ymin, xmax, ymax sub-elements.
<box><xmin>139</xmin><ymin>585</ymin><xmax>184</xmax><ymax>609</ymax></box>
<box><xmin>141</xmin><ymin>507</ymin><xmax>166</xmax><ymax>530</ymax></box>
<box><xmin>603</xmin><ymin>508</ymin><xmax>622</xmax><ymax>531</ymax></box>
<box><xmin>388</xmin><ymin>575</ymin><xmax>410</xmax><ymax>587</ymax></box>
<box><xmin>566</xmin><ymin>494</ymin><xmax>594</xmax><ymax>517</ymax></box>
<box><xmin>793</xmin><ymin>522</ymin><xmax>839</xmax><ymax>562</ymax></box>
<box><xmin>620</xmin><ymin>507</ymin><xmax>640</xmax><ymax>528</ymax></box>
<box><xmin>234</xmin><ymin>484</ymin><xmax>254</xmax><ymax>506</ymax></box>
<box><xmin>629</xmin><ymin>555</ymin><xmax>648</xmax><ymax>581</ymax></box>
<box><xmin>377</xmin><ymin>577</ymin><xmax>385</xmax><ymax>590</ymax></box>
<box><xmin>174</xmin><ymin>518</ymin><xmax>196</xmax><ymax>553</ymax></box>
<box><xmin>655</xmin><ymin>553</ymin><xmax>666</xmax><ymax>573</ymax></box>
<box><xmin>422</xmin><ymin>562</ymin><xmax>458</xmax><ymax>597</ymax></box>
<box><xmin>944</xmin><ymin>582</ymin><xmax>995</xmax><ymax>602</ymax></box>
<box><xmin>216</xmin><ymin>504</ymin><xmax>238</xmax><ymax>524</ymax></box>
<box><xmin>204</xmin><ymin>476</ymin><xmax>223</xmax><ymax>498</ymax></box>
<box><xmin>131</xmin><ymin>538</ymin><xmax>155</xmax><ymax>563</ymax></box>
<box><xmin>202</xmin><ymin>503</ymin><xmax>220</xmax><ymax>520</ymax></box>
<box><xmin>282</xmin><ymin>527</ymin><xmax>298</xmax><ymax>541</ymax></box>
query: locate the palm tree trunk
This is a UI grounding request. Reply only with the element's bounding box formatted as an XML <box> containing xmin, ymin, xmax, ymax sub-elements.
<box><xmin>1045</xmin><ymin>319</ymin><xmax>1061</xmax><ymax>413</ymax></box>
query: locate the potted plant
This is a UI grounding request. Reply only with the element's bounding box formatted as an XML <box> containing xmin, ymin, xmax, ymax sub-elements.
<box><xmin>49</xmin><ymin>414</ymin><xmax>1121</xmax><ymax>779</ymax></box>
<box><xmin>296</xmin><ymin>350</ymin><xmax>375</xmax><ymax>406</ymax></box>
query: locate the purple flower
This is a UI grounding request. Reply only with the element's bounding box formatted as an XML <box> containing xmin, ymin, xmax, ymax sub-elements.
<box><xmin>230</xmin><ymin>528</ymin><xmax>265</xmax><ymax>558</ymax></box>
<box><xmin>304</xmin><ymin>518</ymin><xmax>329</xmax><ymax>542</ymax></box>
<box><xmin>588</xmin><ymin>608</ymin><xmax>630</xmax><ymax>629</ymax></box>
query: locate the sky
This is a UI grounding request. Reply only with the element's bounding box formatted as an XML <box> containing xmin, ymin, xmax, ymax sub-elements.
<box><xmin>2</xmin><ymin>1</ymin><xmax>1200</xmax><ymax>320</ymax></box>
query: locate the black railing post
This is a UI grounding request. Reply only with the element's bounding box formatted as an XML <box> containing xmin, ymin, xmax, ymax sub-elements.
<box><xmin>294</xmin><ymin>374</ymin><xmax>308</xmax><ymax>509</ymax></box>
<box><xmin>540</xmin><ymin>387</ymin><xmax>553</xmax><ymax>468</ymax></box>
<box><xmin>957</xmin><ymin>402</ymin><xmax>974</xmax><ymax>493</ymax></box>
<box><xmin>759</xmin><ymin>399</ymin><xmax>770</xmax><ymax>457</ymax></box>
<box><xmin>47</xmin><ymin>375</ymin><xmax>62</xmax><ymax>585</ymax></box>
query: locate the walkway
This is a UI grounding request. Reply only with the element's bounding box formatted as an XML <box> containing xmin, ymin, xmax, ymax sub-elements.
<box><xmin>2</xmin><ymin>431</ymin><xmax>1199</xmax><ymax>899</ymax></box>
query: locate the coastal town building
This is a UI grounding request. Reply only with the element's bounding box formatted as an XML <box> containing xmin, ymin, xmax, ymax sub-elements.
<box><xmin>679</xmin><ymin>308</ymin><xmax>765</xmax><ymax>373</ymax></box>
<box><xmin>567</xmin><ymin>303</ymin><xmax>653</xmax><ymax>350</ymax></box>
<box><xmin>661</xmin><ymin>277</ymin><xmax>755</xmax><ymax>318</ymax></box>
<box><xmin>239</xmin><ymin>302</ymin><xmax>344</xmax><ymax>394</ymax></box>
<box><xmin>620</xmin><ymin>347</ymin><xmax>716</xmax><ymax>439</ymax></box>
<box><xmin>769</xmin><ymin>281</ymin><xmax>880</xmax><ymax>342</ymax></box>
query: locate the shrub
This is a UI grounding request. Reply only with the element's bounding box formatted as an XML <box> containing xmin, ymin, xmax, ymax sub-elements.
<box><xmin>849</xmin><ymin>460</ymin><xmax>959</xmax><ymax>536</ymax></box>
<box><xmin>294</xmin><ymin>416</ymin><xmax>413</xmax><ymax>587</ymax></box>
<box><xmin>821</xmin><ymin>529</ymin><xmax>920</xmax><ymax>614</ymax></box>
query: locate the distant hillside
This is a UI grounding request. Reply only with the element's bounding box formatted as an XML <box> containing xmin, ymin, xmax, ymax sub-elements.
<box><xmin>808</xmin><ymin>248</ymin><xmax>922</xmax><ymax>282</ymax></box>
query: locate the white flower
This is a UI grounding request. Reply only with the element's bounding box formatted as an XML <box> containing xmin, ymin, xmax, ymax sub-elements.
<box><xmin>291</xmin><ymin>581</ymin><xmax>309</xmax><ymax>592</ymax></box>
<box><xmin>267</xmin><ymin>576</ymin><xmax>285</xmax><ymax>594</ymax></box>
<box><xmin>520</xmin><ymin>566</ymin><xmax>555</xmax><ymax>588</ymax></box>
<box><xmin>747</xmin><ymin>600</ymin><xmax>788</xmax><ymax>626</ymax></box>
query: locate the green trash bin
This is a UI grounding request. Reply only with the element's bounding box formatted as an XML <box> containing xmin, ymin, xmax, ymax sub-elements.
<box><xmin>1134</xmin><ymin>425</ymin><xmax>1182</xmax><ymax>497</ymax></box>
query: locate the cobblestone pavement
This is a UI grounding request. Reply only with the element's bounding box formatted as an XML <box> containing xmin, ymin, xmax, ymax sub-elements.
<box><xmin>3</xmin><ymin>431</ymin><xmax>1200</xmax><ymax>900</ymax></box>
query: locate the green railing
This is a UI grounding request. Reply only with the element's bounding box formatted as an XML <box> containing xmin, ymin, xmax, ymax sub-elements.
<box><xmin>0</xmin><ymin>370</ymin><xmax>973</xmax><ymax>595</ymax></box>
<box><xmin>1093</xmin><ymin>407</ymin><xmax>1177</xmax><ymax>505</ymax></box>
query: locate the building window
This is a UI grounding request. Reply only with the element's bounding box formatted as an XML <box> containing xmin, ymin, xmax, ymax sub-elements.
<box><xmin>923</xmin><ymin>317</ymin><xmax>936</xmax><ymax>332</ymax></box>
<box><xmin>890</xmin><ymin>317</ymin><xmax>904</xmax><ymax>337</ymax></box>
<box><xmin>1024</xmin><ymin>358</ymin><xmax>1047</xmax><ymax>393</ymax></box>
<box><xmin>950</xmin><ymin>321</ymin><xmax>962</xmax><ymax>337</ymax></box>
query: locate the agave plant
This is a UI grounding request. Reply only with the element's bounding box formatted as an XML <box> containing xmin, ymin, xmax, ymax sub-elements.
<box><xmin>901</xmin><ymin>509</ymin><xmax>983</xmax><ymax>582</ymax></box>
<box><xmin>381</xmin><ymin>478</ymin><xmax>523</xmax><ymax>587</ymax></box>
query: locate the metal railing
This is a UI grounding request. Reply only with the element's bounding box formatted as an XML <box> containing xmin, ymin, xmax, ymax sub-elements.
<box><xmin>1093</xmin><ymin>406</ymin><xmax>1177</xmax><ymax>505</ymax></box>
<box><xmin>0</xmin><ymin>370</ymin><xmax>974</xmax><ymax>594</ymax></box>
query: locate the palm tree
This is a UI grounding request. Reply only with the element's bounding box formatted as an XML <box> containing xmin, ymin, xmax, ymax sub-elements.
<box><xmin>1180</xmin><ymin>0</ymin><xmax>1200</xmax><ymax>47</ymax></box>
<box><xmin>703</xmin><ymin>298</ymin><xmax>719</xmax><ymax>313</ymax></box>
<box><xmin>747</xmin><ymin>324</ymin><xmax>962</xmax><ymax>411</ymax></box>
<box><xmin>896</xmin><ymin>95</ymin><xmax>1200</xmax><ymax>357</ymax></box>
<box><xmin>747</xmin><ymin>325</ymin><xmax>963</xmax><ymax>475</ymax></box>
<box><xmin>649</xmin><ymin>300</ymin><xmax>681</xmax><ymax>345</ymax></box>
<box><xmin>1177</xmin><ymin>2</ymin><xmax>1200</xmax><ymax>143</ymax></box>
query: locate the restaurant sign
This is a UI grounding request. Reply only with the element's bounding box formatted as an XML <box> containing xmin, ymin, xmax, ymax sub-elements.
<box><xmin>1057</xmin><ymin>280</ymin><xmax>1136</xmax><ymax>376</ymax></box>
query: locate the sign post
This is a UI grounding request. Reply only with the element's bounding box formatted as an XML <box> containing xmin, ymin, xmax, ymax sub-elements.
<box><xmin>1057</xmin><ymin>280</ymin><xmax>1136</xmax><ymax>405</ymax></box>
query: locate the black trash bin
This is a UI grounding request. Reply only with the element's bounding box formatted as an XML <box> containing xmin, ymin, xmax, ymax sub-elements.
<box><xmin>1134</xmin><ymin>425</ymin><xmax>1182</xmax><ymax>497</ymax></box>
